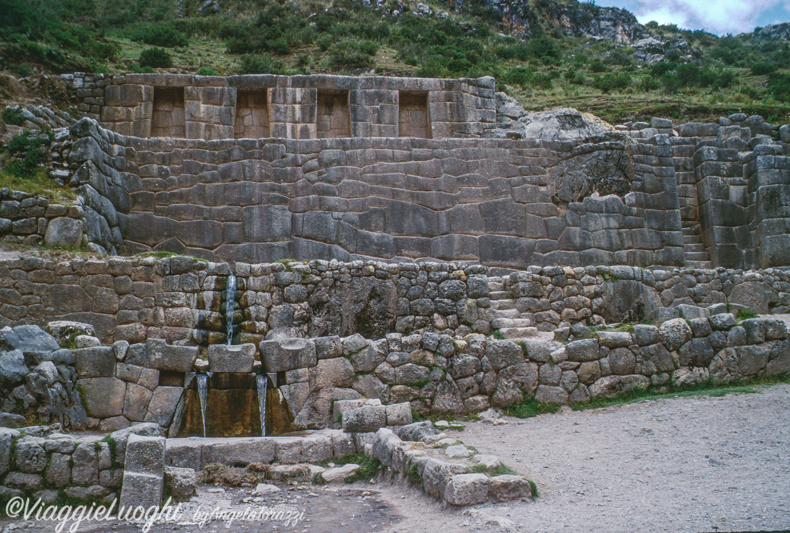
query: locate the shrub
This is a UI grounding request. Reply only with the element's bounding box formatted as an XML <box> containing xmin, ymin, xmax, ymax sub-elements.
<box><xmin>328</xmin><ymin>39</ymin><xmax>378</xmax><ymax>70</ymax></box>
<box><xmin>592</xmin><ymin>72</ymin><xmax>631</xmax><ymax>93</ymax></box>
<box><xmin>767</xmin><ymin>72</ymin><xmax>790</xmax><ymax>102</ymax></box>
<box><xmin>3</xmin><ymin>130</ymin><xmax>53</xmax><ymax>178</ymax></box>
<box><xmin>2</xmin><ymin>106</ymin><xmax>25</xmax><ymax>126</ymax></box>
<box><xmin>130</xmin><ymin>24</ymin><xmax>188</xmax><ymax>48</ymax></box>
<box><xmin>589</xmin><ymin>59</ymin><xmax>606</xmax><ymax>73</ymax></box>
<box><xmin>239</xmin><ymin>54</ymin><xmax>288</xmax><ymax>75</ymax></box>
<box><xmin>195</xmin><ymin>66</ymin><xmax>220</xmax><ymax>76</ymax></box>
<box><xmin>138</xmin><ymin>48</ymin><xmax>172</xmax><ymax>68</ymax></box>
<box><xmin>751</xmin><ymin>62</ymin><xmax>776</xmax><ymax>76</ymax></box>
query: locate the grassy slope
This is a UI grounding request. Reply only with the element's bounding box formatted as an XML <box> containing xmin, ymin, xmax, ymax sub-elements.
<box><xmin>1</xmin><ymin>0</ymin><xmax>789</xmax><ymax>124</ymax></box>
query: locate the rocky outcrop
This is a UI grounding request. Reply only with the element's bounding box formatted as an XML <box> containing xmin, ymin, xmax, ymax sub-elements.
<box><xmin>0</xmin><ymin>325</ymin><xmax>87</xmax><ymax>429</ymax></box>
<box><xmin>447</xmin><ymin>0</ymin><xmax>647</xmax><ymax>43</ymax></box>
<box><xmin>632</xmin><ymin>36</ymin><xmax>696</xmax><ymax>65</ymax></box>
<box><xmin>752</xmin><ymin>23</ymin><xmax>790</xmax><ymax>40</ymax></box>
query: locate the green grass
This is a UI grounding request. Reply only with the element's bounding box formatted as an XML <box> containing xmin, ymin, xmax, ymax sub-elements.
<box><xmin>490</xmin><ymin>464</ymin><xmax>519</xmax><ymax>476</ymax></box>
<box><xmin>503</xmin><ymin>373</ymin><xmax>790</xmax><ymax>418</ymax></box>
<box><xmin>0</xmin><ymin>169</ymin><xmax>76</xmax><ymax>202</ymax></box>
<box><xmin>736</xmin><ymin>309</ymin><xmax>759</xmax><ymax>321</ymax></box>
<box><xmin>316</xmin><ymin>453</ymin><xmax>383</xmax><ymax>484</ymax></box>
<box><xmin>504</xmin><ymin>397</ymin><xmax>562</xmax><ymax>418</ymax></box>
<box><xmin>4</xmin><ymin>0</ymin><xmax>790</xmax><ymax>125</ymax></box>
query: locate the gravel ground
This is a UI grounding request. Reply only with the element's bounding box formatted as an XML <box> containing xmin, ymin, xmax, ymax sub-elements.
<box><xmin>2</xmin><ymin>384</ymin><xmax>789</xmax><ymax>533</ymax></box>
<box><xmin>456</xmin><ymin>382</ymin><xmax>790</xmax><ymax>533</ymax></box>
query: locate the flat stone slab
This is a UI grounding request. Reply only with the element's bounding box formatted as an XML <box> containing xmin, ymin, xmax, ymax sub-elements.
<box><xmin>207</xmin><ymin>343</ymin><xmax>256</xmax><ymax>373</ymax></box>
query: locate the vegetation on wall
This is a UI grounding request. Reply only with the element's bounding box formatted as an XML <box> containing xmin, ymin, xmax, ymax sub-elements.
<box><xmin>0</xmin><ymin>0</ymin><xmax>789</xmax><ymax>123</ymax></box>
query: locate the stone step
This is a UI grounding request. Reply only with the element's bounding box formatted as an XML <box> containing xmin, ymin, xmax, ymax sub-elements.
<box><xmin>489</xmin><ymin>299</ymin><xmax>517</xmax><ymax>311</ymax></box>
<box><xmin>683</xmin><ymin>242</ymin><xmax>705</xmax><ymax>252</ymax></box>
<box><xmin>120</xmin><ymin>434</ymin><xmax>165</xmax><ymax>510</ymax></box>
<box><xmin>685</xmin><ymin>251</ymin><xmax>711</xmax><ymax>261</ymax></box>
<box><xmin>492</xmin><ymin>318</ymin><xmax>534</xmax><ymax>329</ymax></box>
<box><xmin>683</xmin><ymin>235</ymin><xmax>702</xmax><ymax>245</ymax></box>
<box><xmin>685</xmin><ymin>260</ymin><xmax>714</xmax><ymax>269</ymax></box>
<box><xmin>682</xmin><ymin>224</ymin><xmax>702</xmax><ymax>233</ymax></box>
<box><xmin>488</xmin><ymin>291</ymin><xmax>511</xmax><ymax>300</ymax></box>
<box><xmin>499</xmin><ymin>327</ymin><xmax>542</xmax><ymax>339</ymax></box>
<box><xmin>488</xmin><ymin>281</ymin><xmax>505</xmax><ymax>292</ymax></box>
<box><xmin>489</xmin><ymin>308</ymin><xmax>520</xmax><ymax>319</ymax></box>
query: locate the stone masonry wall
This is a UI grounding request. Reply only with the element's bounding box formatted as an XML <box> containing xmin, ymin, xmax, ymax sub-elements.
<box><xmin>0</xmin><ymin>254</ymin><xmax>788</xmax><ymax>346</ymax></box>
<box><xmin>65</xmin><ymin>118</ymin><xmax>684</xmax><ymax>268</ymax></box>
<box><xmin>93</xmin><ymin>74</ymin><xmax>496</xmax><ymax>140</ymax></box>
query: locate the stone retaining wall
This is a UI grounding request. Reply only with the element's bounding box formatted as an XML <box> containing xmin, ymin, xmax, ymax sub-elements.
<box><xmin>0</xmin><ymin>256</ymin><xmax>789</xmax><ymax>345</ymax></box>
<box><xmin>63</xmin><ymin>117</ymin><xmax>686</xmax><ymax>268</ymax></box>
<box><xmin>0</xmin><ymin>423</ymin><xmax>159</xmax><ymax>507</ymax></box>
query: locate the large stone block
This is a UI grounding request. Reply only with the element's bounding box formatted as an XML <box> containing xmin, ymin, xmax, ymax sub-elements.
<box><xmin>260</xmin><ymin>338</ymin><xmax>317</xmax><ymax>372</ymax></box>
<box><xmin>79</xmin><ymin>377</ymin><xmax>126</xmax><ymax>418</ymax></box>
<box><xmin>207</xmin><ymin>343</ymin><xmax>256</xmax><ymax>373</ymax></box>
<box><xmin>444</xmin><ymin>473</ymin><xmax>489</xmax><ymax>506</ymax></box>
<box><xmin>147</xmin><ymin>339</ymin><xmax>198</xmax><ymax>372</ymax></box>
<box><xmin>75</xmin><ymin>346</ymin><xmax>116</xmax><ymax>377</ymax></box>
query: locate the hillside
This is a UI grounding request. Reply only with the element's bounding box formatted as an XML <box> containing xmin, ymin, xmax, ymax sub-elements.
<box><xmin>0</xmin><ymin>0</ymin><xmax>789</xmax><ymax>124</ymax></box>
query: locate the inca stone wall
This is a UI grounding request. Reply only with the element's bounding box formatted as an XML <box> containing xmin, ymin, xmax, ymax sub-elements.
<box><xmin>92</xmin><ymin>74</ymin><xmax>496</xmax><ymax>140</ymax></box>
<box><xmin>43</xmin><ymin>74</ymin><xmax>790</xmax><ymax>270</ymax></box>
<box><xmin>0</xmin><ymin>254</ymin><xmax>788</xmax><ymax>346</ymax></box>
<box><xmin>64</xmin><ymin>117</ymin><xmax>685</xmax><ymax>268</ymax></box>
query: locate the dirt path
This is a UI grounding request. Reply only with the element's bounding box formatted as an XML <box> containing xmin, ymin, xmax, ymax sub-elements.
<box><xmin>455</xmin><ymin>382</ymin><xmax>790</xmax><ymax>533</ymax></box>
<box><xmin>3</xmin><ymin>384</ymin><xmax>789</xmax><ymax>533</ymax></box>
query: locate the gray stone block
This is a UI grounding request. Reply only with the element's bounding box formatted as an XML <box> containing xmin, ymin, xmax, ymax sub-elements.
<box><xmin>260</xmin><ymin>338</ymin><xmax>317</xmax><ymax>372</ymax></box>
<box><xmin>207</xmin><ymin>343</ymin><xmax>256</xmax><ymax>373</ymax></box>
<box><xmin>147</xmin><ymin>339</ymin><xmax>198</xmax><ymax>372</ymax></box>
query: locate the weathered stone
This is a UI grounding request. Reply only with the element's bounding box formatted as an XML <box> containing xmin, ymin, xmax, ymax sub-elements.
<box><xmin>486</xmin><ymin>340</ymin><xmax>524</xmax><ymax>369</ymax></box>
<box><xmin>207</xmin><ymin>343</ymin><xmax>255</xmax><ymax>373</ymax></box>
<box><xmin>145</xmin><ymin>386</ymin><xmax>183</xmax><ymax>427</ymax></box>
<box><xmin>489</xmin><ymin>475</ymin><xmax>532</xmax><ymax>501</ymax></box>
<box><xmin>310</xmin><ymin>357</ymin><xmax>355</xmax><ymax>390</ymax></box>
<box><xmin>260</xmin><ymin>338</ymin><xmax>317</xmax><ymax>372</ymax></box>
<box><xmin>609</xmin><ymin>347</ymin><xmax>636</xmax><ymax>375</ymax></box>
<box><xmin>72</xmin><ymin>442</ymin><xmax>99</xmax><ymax>484</ymax></box>
<box><xmin>444</xmin><ymin>473</ymin><xmax>489</xmax><ymax>506</ymax></box>
<box><xmin>147</xmin><ymin>339</ymin><xmax>198</xmax><ymax>372</ymax></box>
<box><xmin>597</xmin><ymin>331</ymin><xmax>633</xmax><ymax>348</ymax></box>
<box><xmin>164</xmin><ymin>466</ymin><xmax>197</xmax><ymax>500</ymax></box>
<box><xmin>394</xmin><ymin>421</ymin><xmax>437</xmax><ymax>442</ymax></box>
<box><xmin>385</xmin><ymin>402</ymin><xmax>412</xmax><ymax>426</ymax></box>
<box><xmin>535</xmin><ymin>385</ymin><xmax>568</xmax><ymax>404</ymax></box>
<box><xmin>74</xmin><ymin>346</ymin><xmax>115</xmax><ymax>377</ymax></box>
<box><xmin>659</xmin><ymin>319</ymin><xmax>692</xmax><ymax>351</ymax></box>
<box><xmin>44</xmin><ymin>217</ymin><xmax>83</xmax><ymax>248</ymax></box>
<box><xmin>589</xmin><ymin>375</ymin><xmax>650</xmax><ymax>397</ymax></box>
<box><xmin>79</xmin><ymin>377</ymin><xmax>126</xmax><ymax>418</ymax></box>
<box><xmin>321</xmin><ymin>463</ymin><xmax>361</xmax><ymax>483</ymax></box>
<box><xmin>342</xmin><ymin>404</ymin><xmax>387</xmax><ymax>432</ymax></box>
<box><xmin>15</xmin><ymin>436</ymin><xmax>47</xmax><ymax>473</ymax></box>
<box><xmin>565</xmin><ymin>339</ymin><xmax>600</xmax><ymax>362</ymax></box>
<box><xmin>709</xmin><ymin>313</ymin><xmax>737</xmax><ymax>330</ymax></box>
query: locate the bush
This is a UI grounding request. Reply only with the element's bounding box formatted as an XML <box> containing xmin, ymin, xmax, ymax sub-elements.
<box><xmin>589</xmin><ymin>59</ymin><xmax>606</xmax><ymax>73</ymax></box>
<box><xmin>3</xmin><ymin>131</ymin><xmax>53</xmax><ymax>178</ymax></box>
<box><xmin>328</xmin><ymin>39</ymin><xmax>378</xmax><ymax>70</ymax></box>
<box><xmin>138</xmin><ymin>48</ymin><xmax>172</xmax><ymax>68</ymax></box>
<box><xmin>239</xmin><ymin>54</ymin><xmax>288</xmax><ymax>75</ymax></box>
<box><xmin>751</xmin><ymin>62</ymin><xmax>776</xmax><ymax>76</ymax></box>
<box><xmin>2</xmin><ymin>106</ymin><xmax>25</xmax><ymax>126</ymax></box>
<box><xmin>767</xmin><ymin>72</ymin><xmax>790</xmax><ymax>102</ymax></box>
<box><xmin>130</xmin><ymin>24</ymin><xmax>188</xmax><ymax>48</ymax></box>
<box><xmin>195</xmin><ymin>66</ymin><xmax>220</xmax><ymax>76</ymax></box>
<box><xmin>592</xmin><ymin>72</ymin><xmax>631</xmax><ymax>93</ymax></box>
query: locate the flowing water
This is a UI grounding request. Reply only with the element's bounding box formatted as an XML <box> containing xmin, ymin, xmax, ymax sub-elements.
<box><xmin>225</xmin><ymin>273</ymin><xmax>237</xmax><ymax>345</ymax></box>
<box><xmin>256</xmin><ymin>374</ymin><xmax>268</xmax><ymax>437</ymax></box>
<box><xmin>197</xmin><ymin>373</ymin><xmax>209</xmax><ymax>438</ymax></box>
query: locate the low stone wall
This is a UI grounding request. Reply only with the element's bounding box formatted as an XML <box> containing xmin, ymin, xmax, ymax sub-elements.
<box><xmin>0</xmin><ymin>423</ymin><xmax>159</xmax><ymax>506</ymax></box>
<box><xmin>0</xmin><ymin>256</ymin><xmax>789</xmax><ymax>346</ymax></box>
<box><xmin>0</xmin><ymin>191</ymin><xmax>83</xmax><ymax>249</ymax></box>
<box><xmin>272</xmin><ymin>312</ymin><xmax>790</xmax><ymax>420</ymax></box>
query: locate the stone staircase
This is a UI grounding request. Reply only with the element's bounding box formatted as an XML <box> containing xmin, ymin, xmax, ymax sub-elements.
<box><xmin>674</xmin><ymin>141</ymin><xmax>714</xmax><ymax>269</ymax></box>
<box><xmin>682</xmin><ymin>222</ymin><xmax>713</xmax><ymax>269</ymax></box>
<box><xmin>486</xmin><ymin>277</ymin><xmax>546</xmax><ymax>340</ymax></box>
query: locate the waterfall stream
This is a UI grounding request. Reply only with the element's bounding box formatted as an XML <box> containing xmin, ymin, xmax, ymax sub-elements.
<box><xmin>197</xmin><ymin>373</ymin><xmax>209</xmax><ymax>438</ymax></box>
<box><xmin>225</xmin><ymin>273</ymin><xmax>237</xmax><ymax>345</ymax></box>
<box><xmin>256</xmin><ymin>374</ymin><xmax>268</xmax><ymax>437</ymax></box>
